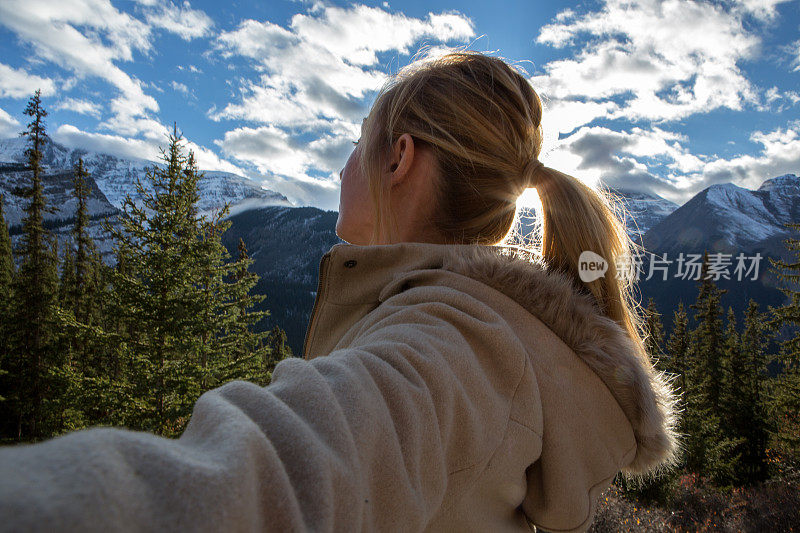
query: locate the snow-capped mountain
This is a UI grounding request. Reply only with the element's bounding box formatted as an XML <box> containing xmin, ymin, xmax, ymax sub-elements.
<box><xmin>0</xmin><ymin>137</ymin><xmax>291</xmax><ymax>219</ymax></box>
<box><xmin>642</xmin><ymin>174</ymin><xmax>800</xmax><ymax>259</ymax></box>
<box><xmin>0</xmin><ymin>163</ymin><xmax>118</xmax><ymax>228</ymax></box>
<box><xmin>606</xmin><ymin>187</ymin><xmax>680</xmax><ymax>239</ymax></box>
<box><xmin>0</xmin><ymin>136</ymin><xmax>292</xmax><ymax>262</ymax></box>
<box><xmin>635</xmin><ymin>174</ymin><xmax>799</xmax><ymax>336</ymax></box>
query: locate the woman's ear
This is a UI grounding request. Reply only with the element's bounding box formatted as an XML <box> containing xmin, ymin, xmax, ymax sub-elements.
<box><xmin>388</xmin><ymin>133</ymin><xmax>414</xmax><ymax>187</ymax></box>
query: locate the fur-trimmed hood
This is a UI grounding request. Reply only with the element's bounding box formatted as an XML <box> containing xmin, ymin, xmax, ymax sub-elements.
<box><xmin>436</xmin><ymin>243</ymin><xmax>682</xmax><ymax>477</ymax></box>
<box><xmin>304</xmin><ymin>241</ymin><xmax>681</xmax><ymax>477</ymax></box>
<box><xmin>302</xmin><ymin>240</ymin><xmax>682</xmax><ymax>530</ymax></box>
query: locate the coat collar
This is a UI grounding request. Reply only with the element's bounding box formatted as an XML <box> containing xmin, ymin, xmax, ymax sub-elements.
<box><xmin>302</xmin><ymin>241</ymin><xmax>680</xmax><ymax>477</ymax></box>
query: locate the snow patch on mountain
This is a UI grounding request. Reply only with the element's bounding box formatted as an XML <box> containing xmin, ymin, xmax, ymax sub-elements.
<box><xmin>644</xmin><ymin>173</ymin><xmax>800</xmax><ymax>260</ymax></box>
<box><xmin>0</xmin><ymin>137</ymin><xmax>292</xmax><ymax>215</ymax></box>
<box><xmin>758</xmin><ymin>173</ymin><xmax>800</xmax><ymax>193</ymax></box>
<box><xmin>605</xmin><ymin>187</ymin><xmax>680</xmax><ymax>238</ymax></box>
<box><xmin>703</xmin><ymin>183</ymin><xmax>780</xmax><ymax>243</ymax></box>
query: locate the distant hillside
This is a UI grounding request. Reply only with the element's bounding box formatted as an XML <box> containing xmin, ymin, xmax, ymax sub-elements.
<box><xmin>638</xmin><ymin>174</ymin><xmax>799</xmax><ymax>331</ymax></box>
<box><xmin>0</xmin><ymin>136</ymin><xmax>290</xmax><ymax>220</ymax></box>
<box><xmin>607</xmin><ymin>187</ymin><xmax>680</xmax><ymax>239</ymax></box>
<box><xmin>222</xmin><ymin>206</ymin><xmax>342</xmax><ymax>354</ymax></box>
<box><xmin>0</xmin><ymin>136</ymin><xmax>291</xmax><ymax>261</ymax></box>
<box><xmin>642</xmin><ymin>175</ymin><xmax>799</xmax><ymax>260</ymax></box>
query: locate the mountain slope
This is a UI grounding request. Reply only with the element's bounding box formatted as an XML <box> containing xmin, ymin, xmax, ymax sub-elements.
<box><xmin>642</xmin><ymin>175</ymin><xmax>800</xmax><ymax>259</ymax></box>
<box><xmin>636</xmin><ymin>174</ymin><xmax>799</xmax><ymax>334</ymax></box>
<box><xmin>0</xmin><ymin>137</ymin><xmax>291</xmax><ymax>217</ymax></box>
<box><xmin>222</xmin><ymin>206</ymin><xmax>342</xmax><ymax>354</ymax></box>
<box><xmin>606</xmin><ymin>187</ymin><xmax>680</xmax><ymax>239</ymax></box>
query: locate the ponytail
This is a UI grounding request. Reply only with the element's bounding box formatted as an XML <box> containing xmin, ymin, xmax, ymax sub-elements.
<box><xmin>526</xmin><ymin>163</ymin><xmax>648</xmax><ymax>360</ymax></box>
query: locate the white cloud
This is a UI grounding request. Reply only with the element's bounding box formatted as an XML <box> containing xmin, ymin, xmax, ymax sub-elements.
<box><xmin>177</xmin><ymin>64</ymin><xmax>202</xmax><ymax>73</ymax></box>
<box><xmin>213</xmin><ymin>6</ymin><xmax>474</xmax><ymax>126</ymax></box>
<box><xmin>0</xmin><ymin>0</ymin><xmax>238</xmax><ymax>197</ymax></box>
<box><xmin>760</xmin><ymin>86</ymin><xmax>800</xmax><ymax>112</ymax></box>
<box><xmin>765</xmin><ymin>86</ymin><xmax>781</xmax><ymax>104</ymax></box>
<box><xmin>214</xmin><ymin>124</ymin><xmax>359</xmax><ymax>209</ymax></box>
<box><xmin>790</xmin><ymin>39</ymin><xmax>800</xmax><ymax>72</ymax></box>
<box><xmin>0</xmin><ymin>0</ymin><xmax>158</xmax><ymax>137</ymax></box>
<box><xmin>55</xmin><ymin>97</ymin><xmax>103</xmax><ymax>118</ymax></box>
<box><xmin>213</xmin><ymin>18</ymin><xmax>384</xmax><ymax>127</ymax></box>
<box><xmin>532</xmin><ymin>0</ymin><xmax>764</xmax><ymax>133</ymax></box>
<box><xmin>144</xmin><ymin>0</ymin><xmax>213</xmax><ymax>40</ymax></box>
<box><xmin>184</xmin><ymin>139</ymin><xmax>247</xmax><ymax>176</ymax></box>
<box><xmin>660</xmin><ymin>123</ymin><xmax>800</xmax><ymax>196</ymax></box>
<box><xmin>730</xmin><ymin>0</ymin><xmax>792</xmax><ymax>21</ymax></box>
<box><xmin>0</xmin><ymin>0</ymin><xmax>211</xmax><ymax>142</ymax></box>
<box><xmin>171</xmin><ymin>81</ymin><xmax>189</xmax><ymax>95</ymax></box>
<box><xmin>287</xmin><ymin>6</ymin><xmax>473</xmax><ymax>66</ymax></box>
<box><xmin>0</xmin><ymin>107</ymin><xmax>21</xmax><ymax>138</ymax></box>
<box><xmin>53</xmin><ymin>123</ymin><xmax>247</xmax><ymax>177</ymax></box>
<box><xmin>54</xmin><ymin>124</ymin><xmax>161</xmax><ymax>162</ymax></box>
<box><xmin>215</xmin><ymin>125</ymin><xmax>315</xmax><ymax>179</ymax></box>
<box><xmin>542</xmin><ymin>125</ymin><xmax>700</xmax><ymax>200</ymax></box>
<box><xmin>544</xmin><ymin>120</ymin><xmax>800</xmax><ymax>206</ymax></box>
<box><xmin>541</xmin><ymin>98</ymin><xmax>619</xmax><ymax>137</ymax></box>
<box><xmin>0</xmin><ymin>63</ymin><xmax>57</xmax><ymax>98</ymax></box>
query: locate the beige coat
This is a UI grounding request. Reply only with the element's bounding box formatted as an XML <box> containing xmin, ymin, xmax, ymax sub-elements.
<box><xmin>0</xmin><ymin>241</ymin><xmax>680</xmax><ymax>533</ymax></box>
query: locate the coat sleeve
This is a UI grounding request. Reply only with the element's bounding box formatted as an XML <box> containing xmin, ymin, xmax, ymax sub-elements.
<box><xmin>0</xmin><ymin>293</ymin><xmax>531</xmax><ymax>532</ymax></box>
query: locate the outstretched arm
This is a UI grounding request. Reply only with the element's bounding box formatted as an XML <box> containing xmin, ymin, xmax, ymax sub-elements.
<box><xmin>0</xmin><ymin>295</ymin><xmax>529</xmax><ymax>532</ymax></box>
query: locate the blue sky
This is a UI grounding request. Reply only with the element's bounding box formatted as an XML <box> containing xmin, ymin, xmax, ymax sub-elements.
<box><xmin>0</xmin><ymin>0</ymin><xmax>798</xmax><ymax>211</ymax></box>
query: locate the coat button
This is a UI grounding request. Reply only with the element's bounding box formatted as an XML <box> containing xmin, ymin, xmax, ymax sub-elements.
<box><xmin>344</xmin><ymin>259</ymin><xmax>357</xmax><ymax>268</ymax></box>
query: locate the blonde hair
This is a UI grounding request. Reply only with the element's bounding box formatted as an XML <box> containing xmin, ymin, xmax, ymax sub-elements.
<box><xmin>358</xmin><ymin>49</ymin><xmax>648</xmax><ymax>355</ymax></box>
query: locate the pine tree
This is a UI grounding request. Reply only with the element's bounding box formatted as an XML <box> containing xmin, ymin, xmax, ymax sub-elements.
<box><xmin>721</xmin><ymin>306</ymin><xmax>742</xmax><ymax>432</ymax></box>
<box><xmin>55</xmin><ymin>160</ymin><xmax>107</xmax><ymax>430</ymax></box>
<box><xmin>0</xmin><ymin>195</ymin><xmax>14</xmax><ymax>423</ymax></box>
<box><xmin>687</xmin><ymin>253</ymin><xmax>740</xmax><ymax>485</ymax></box>
<box><xmin>59</xmin><ymin>243</ymin><xmax>76</xmax><ymax>307</ymax></box>
<box><xmin>765</xmin><ymin>222</ymin><xmax>800</xmax><ymax>472</ymax></box>
<box><xmin>71</xmin><ymin>159</ymin><xmax>99</xmax><ymax>323</ymax></box>
<box><xmin>218</xmin><ymin>237</ymin><xmax>271</xmax><ymax>385</ymax></box>
<box><xmin>665</xmin><ymin>302</ymin><xmax>691</xmax><ymax>405</ymax></box>
<box><xmin>737</xmin><ymin>300</ymin><xmax>771</xmax><ymax>483</ymax></box>
<box><xmin>717</xmin><ymin>307</ymin><xmax>747</xmax><ymax>485</ymax></box>
<box><xmin>644</xmin><ymin>297</ymin><xmax>665</xmax><ymax>359</ymax></box>
<box><xmin>0</xmin><ymin>195</ymin><xmax>12</xmax><ymax>304</ymax></box>
<box><xmin>63</xmin><ymin>158</ymin><xmax>102</xmax><ymax>377</ymax></box>
<box><xmin>48</xmin><ymin>237</ymin><xmax>84</xmax><ymax>434</ymax></box>
<box><xmin>665</xmin><ymin>301</ymin><xmax>691</xmax><ymax>464</ymax></box>
<box><xmin>619</xmin><ymin>298</ymin><xmax>683</xmax><ymax>502</ymax></box>
<box><xmin>264</xmin><ymin>325</ymin><xmax>293</xmax><ymax>380</ymax></box>
<box><xmin>101</xmin><ymin>129</ymin><xmax>201</xmax><ymax>435</ymax></box>
<box><xmin>7</xmin><ymin>90</ymin><xmax>64</xmax><ymax>441</ymax></box>
<box><xmin>76</xmin><ymin>247</ymin><xmax>127</xmax><ymax>428</ymax></box>
<box><xmin>690</xmin><ymin>252</ymin><xmax>728</xmax><ymax>416</ymax></box>
<box><xmin>101</xmin><ymin>126</ymin><xmax>271</xmax><ymax>436</ymax></box>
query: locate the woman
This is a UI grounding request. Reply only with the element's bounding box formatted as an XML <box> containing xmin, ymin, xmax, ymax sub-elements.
<box><xmin>0</xmin><ymin>51</ymin><xmax>680</xmax><ymax>532</ymax></box>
